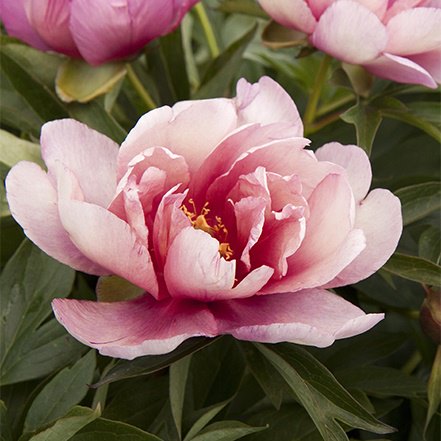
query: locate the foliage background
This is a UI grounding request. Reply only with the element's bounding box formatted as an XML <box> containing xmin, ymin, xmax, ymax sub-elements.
<box><xmin>0</xmin><ymin>1</ymin><xmax>440</xmax><ymax>440</ymax></box>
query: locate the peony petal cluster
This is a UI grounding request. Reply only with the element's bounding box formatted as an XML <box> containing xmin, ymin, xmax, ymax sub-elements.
<box><xmin>6</xmin><ymin>77</ymin><xmax>402</xmax><ymax>360</ymax></box>
<box><xmin>259</xmin><ymin>0</ymin><xmax>441</xmax><ymax>88</ymax></box>
<box><xmin>0</xmin><ymin>0</ymin><xmax>199</xmax><ymax>65</ymax></box>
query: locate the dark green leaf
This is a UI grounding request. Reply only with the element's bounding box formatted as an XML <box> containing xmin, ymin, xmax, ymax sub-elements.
<box><xmin>254</xmin><ymin>343</ymin><xmax>393</xmax><ymax>440</ymax></box>
<box><xmin>94</xmin><ymin>337</ymin><xmax>219</xmax><ymax>387</ymax></box>
<box><xmin>0</xmin><ymin>401</ymin><xmax>12</xmax><ymax>441</ymax></box>
<box><xmin>23</xmin><ymin>407</ymin><xmax>100</xmax><ymax>441</ymax></box>
<box><xmin>382</xmin><ymin>253</ymin><xmax>441</xmax><ymax>286</ymax></box>
<box><xmin>71</xmin><ymin>418</ymin><xmax>163</xmax><ymax>441</ymax></box>
<box><xmin>419</xmin><ymin>227</ymin><xmax>441</xmax><ymax>265</ymax></box>
<box><xmin>216</xmin><ymin>0</ymin><xmax>268</xmax><ymax>18</ymax></box>
<box><xmin>194</xmin><ymin>25</ymin><xmax>256</xmax><ymax>99</ymax></box>
<box><xmin>426</xmin><ymin>346</ymin><xmax>441</xmax><ymax>432</ymax></box>
<box><xmin>406</xmin><ymin>101</ymin><xmax>441</xmax><ymax>130</ymax></box>
<box><xmin>24</xmin><ymin>351</ymin><xmax>96</xmax><ymax>432</ymax></box>
<box><xmin>190</xmin><ymin>421</ymin><xmax>267</xmax><ymax>441</ymax></box>
<box><xmin>395</xmin><ymin>182</ymin><xmax>441</xmax><ymax>225</ymax></box>
<box><xmin>0</xmin><ymin>241</ymin><xmax>76</xmax><ymax>385</ymax></box>
<box><xmin>340</xmin><ymin>101</ymin><xmax>382</xmax><ymax>155</ymax></box>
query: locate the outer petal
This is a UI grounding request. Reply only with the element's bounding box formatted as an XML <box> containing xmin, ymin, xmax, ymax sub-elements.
<box><xmin>57</xmin><ymin>196</ymin><xmax>158</xmax><ymax>297</ymax></box>
<box><xmin>315</xmin><ymin>142</ymin><xmax>372</xmax><ymax>202</ymax></box>
<box><xmin>164</xmin><ymin>227</ymin><xmax>273</xmax><ymax>301</ymax></box>
<box><xmin>52</xmin><ymin>295</ymin><xmax>218</xmax><ymax>359</ymax></box>
<box><xmin>386</xmin><ymin>8</ymin><xmax>441</xmax><ymax>55</ymax></box>
<box><xmin>258</xmin><ymin>0</ymin><xmax>317</xmax><ymax>33</ymax></box>
<box><xmin>5</xmin><ymin>161</ymin><xmax>107</xmax><ymax>275</ymax></box>
<box><xmin>70</xmin><ymin>0</ymin><xmax>176</xmax><ymax>65</ymax></box>
<box><xmin>118</xmin><ymin>100</ymin><xmax>238</xmax><ymax>176</ymax></box>
<box><xmin>325</xmin><ymin>189</ymin><xmax>402</xmax><ymax>287</ymax></box>
<box><xmin>27</xmin><ymin>0</ymin><xmax>79</xmax><ymax>56</ymax></box>
<box><xmin>0</xmin><ymin>0</ymin><xmax>49</xmax><ymax>50</ymax></box>
<box><xmin>41</xmin><ymin>119</ymin><xmax>119</xmax><ymax>207</ymax></box>
<box><xmin>409</xmin><ymin>49</ymin><xmax>441</xmax><ymax>83</ymax></box>
<box><xmin>214</xmin><ymin>289</ymin><xmax>384</xmax><ymax>347</ymax></box>
<box><xmin>312</xmin><ymin>0</ymin><xmax>387</xmax><ymax>63</ymax></box>
<box><xmin>235</xmin><ymin>77</ymin><xmax>303</xmax><ymax>135</ymax></box>
<box><xmin>364</xmin><ymin>52</ymin><xmax>437</xmax><ymax>88</ymax></box>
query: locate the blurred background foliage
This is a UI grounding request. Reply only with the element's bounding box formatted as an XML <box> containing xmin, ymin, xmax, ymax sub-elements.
<box><xmin>0</xmin><ymin>1</ymin><xmax>440</xmax><ymax>440</ymax></box>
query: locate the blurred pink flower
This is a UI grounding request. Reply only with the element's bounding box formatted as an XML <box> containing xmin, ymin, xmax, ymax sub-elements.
<box><xmin>259</xmin><ymin>0</ymin><xmax>441</xmax><ymax>88</ymax></box>
<box><xmin>6</xmin><ymin>77</ymin><xmax>402</xmax><ymax>359</ymax></box>
<box><xmin>0</xmin><ymin>0</ymin><xmax>199</xmax><ymax>65</ymax></box>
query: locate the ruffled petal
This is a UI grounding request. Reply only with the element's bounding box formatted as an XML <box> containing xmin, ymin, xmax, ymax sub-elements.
<box><xmin>214</xmin><ymin>288</ymin><xmax>384</xmax><ymax>347</ymax></box>
<box><xmin>52</xmin><ymin>295</ymin><xmax>218</xmax><ymax>359</ymax></box>
<box><xmin>315</xmin><ymin>142</ymin><xmax>372</xmax><ymax>202</ymax></box>
<box><xmin>324</xmin><ymin>189</ymin><xmax>402</xmax><ymax>287</ymax></box>
<box><xmin>258</xmin><ymin>0</ymin><xmax>317</xmax><ymax>33</ymax></box>
<box><xmin>364</xmin><ymin>52</ymin><xmax>437</xmax><ymax>88</ymax></box>
<box><xmin>386</xmin><ymin>7</ymin><xmax>441</xmax><ymax>55</ymax></box>
<box><xmin>5</xmin><ymin>161</ymin><xmax>107</xmax><ymax>275</ymax></box>
<box><xmin>312</xmin><ymin>0</ymin><xmax>387</xmax><ymax>63</ymax></box>
<box><xmin>41</xmin><ymin>119</ymin><xmax>119</xmax><ymax>207</ymax></box>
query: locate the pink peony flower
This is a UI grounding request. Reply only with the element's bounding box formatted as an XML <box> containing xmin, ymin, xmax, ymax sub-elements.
<box><xmin>0</xmin><ymin>0</ymin><xmax>199</xmax><ymax>65</ymax></box>
<box><xmin>259</xmin><ymin>0</ymin><xmax>441</xmax><ymax>88</ymax></box>
<box><xmin>6</xmin><ymin>77</ymin><xmax>402</xmax><ymax>359</ymax></box>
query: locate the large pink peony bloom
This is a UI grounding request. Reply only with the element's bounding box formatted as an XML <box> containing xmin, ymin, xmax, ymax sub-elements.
<box><xmin>6</xmin><ymin>77</ymin><xmax>402</xmax><ymax>359</ymax></box>
<box><xmin>259</xmin><ymin>0</ymin><xmax>441</xmax><ymax>88</ymax></box>
<box><xmin>0</xmin><ymin>0</ymin><xmax>199</xmax><ymax>65</ymax></box>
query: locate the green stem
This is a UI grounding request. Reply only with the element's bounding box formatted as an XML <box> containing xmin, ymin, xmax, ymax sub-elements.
<box><xmin>126</xmin><ymin>64</ymin><xmax>156</xmax><ymax>110</ymax></box>
<box><xmin>304</xmin><ymin>111</ymin><xmax>341</xmax><ymax>136</ymax></box>
<box><xmin>304</xmin><ymin>55</ymin><xmax>332</xmax><ymax>125</ymax></box>
<box><xmin>316</xmin><ymin>94</ymin><xmax>355</xmax><ymax>118</ymax></box>
<box><xmin>194</xmin><ymin>3</ymin><xmax>220</xmax><ymax>58</ymax></box>
<box><xmin>402</xmin><ymin>350</ymin><xmax>422</xmax><ymax>375</ymax></box>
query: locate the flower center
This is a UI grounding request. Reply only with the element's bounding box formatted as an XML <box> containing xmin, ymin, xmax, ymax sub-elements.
<box><xmin>181</xmin><ymin>199</ymin><xmax>234</xmax><ymax>260</ymax></box>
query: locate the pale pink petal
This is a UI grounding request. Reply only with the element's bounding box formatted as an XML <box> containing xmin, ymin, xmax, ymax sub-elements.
<box><xmin>6</xmin><ymin>162</ymin><xmax>107</xmax><ymax>275</ymax></box>
<box><xmin>315</xmin><ymin>142</ymin><xmax>372</xmax><ymax>202</ymax></box>
<box><xmin>70</xmin><ymin>0</ymin><xmax>176</xmax><ymax>65</ymax></box>
<box><xmin>0</xmin><ymin>0</ymin><xmax>49</xmax><ymax>50</ymax></box>
<box><xmin>118</xmin><ymin>100</ymin><xmax>238</xmax><ymax>175</ymax></box>
<box><xmin>364</xmin><ymin>52</ymin><xmax>437</xmax><ymax>88</ymax></box>
<box><xmin>52</xmin><ymin>295</ymin><xmax>218</xmax><ymax>359</ymax></box>
<box><xmin>235</xmin><ymin>77</ymin><xmax>303</xmax><ymax>135</ymax></box>
<box><xmin>27</xmin><ymin>0</ymin><xmax>79</xmax><ymax>57</ymax></box>
<box><xmin>383</xmin><ymin>0</ymin><xmax>424</xmax><ymax>22</ymax></box>
<box><xmin>41</xmin><ymin>119</ymin><xmax>119</xmax><ymax>207</ymax></box>
<box><xmin>355</xmin><ymin>0</ymin><xmax>388</xmax><ymax>19</ymax></box>
<box><xmin>308</xmin><ymin>0</ymin><xmax>334</xmax><ymax>18</ymax></box>
<box><xmin>262</xmin><ymin>174</ymin><xmax>367</xmax><ymax>293</ymax></box>
<box><xmin>409</xmin><ymin>49</ymin><xmax>441</xmax><ymax>83</ymax></box>
<box><xmin>163</xmin><ymin>227</ymin><xmax>273</xmax><ymax>301</ymax></box>
<box><xmin>312</xmin><ymin>0</ymin><xmax>387</xmax><ymax>63</ymax></box>
<box><xmin>258</xmin><ymin>0</ymin><xmax>317</xmax><ymax>33</ymax></box>
<box><xmin>214</xmin><ymin>289</ymin><xmax>384</xmax><ymax>347</ymax></box>
<box><xmin>324</xmin><ymin>189</ymin><xmax>402</xmax><ymax>287</ymax></box>
<box><xmin>57</xmin><ymin>196</ymin><xmax>158</xmax><ymax>297</ymax></box>
<box><xmin>386</xmin><ymin>8</ymin><xmax>441</xmax><ymax>55</ymax></box>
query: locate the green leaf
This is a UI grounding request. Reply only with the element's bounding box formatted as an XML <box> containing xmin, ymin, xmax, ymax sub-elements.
<box><xmin>0</xmin><ymin>240</ymin><xmax>76</xmax><ymax>385</ymax></box>
<box><xmin>96</xmin><ymin>275</ymin><xmax>144</xmax><ymax>302</ymax></box>
<box><xmin>24</xmin><ymin>406</ymin><xmax>100</xmax><ymax>441</ymax></box>
<box><xmin>395</xmin><ymin>182</ymin><xmax>441</xmax><ymax>226</ymax></box>
<box><xmin>56</xmin><ymin>59</ymin><xmax>126</xmax><ymax>103</ymax></box>
<box><xmin>94</xmin><ymin>337</ymin><xmax>219</xmax><ymax>387</ymax></box>
<box><xmin>261</xmin><ymin>21</ymin><xmax>308</xmax><ymax>49</ymax></box>
<box><xmin>0</xmin><ymin>130</ymin><xmax>43</xmax><ymax>169</ymax></box>
<box><xmin>70</xmin><ymin>418</ymin><xmax>163</xmax><ymax>441</ymax></box>
<box><xmin>0</xmin><ymin>401</ymin><xmax>12</xmax><ymax>441</ymax></box>
<box><xmin>382</xmin><ymin>253</ymin><xmax>441</xmax><ymax>287</ymax></box>
<box><xmin>189</xmin><ymin>421</ymin><xmax>267</xmax><ymax>441</ymax></box>
<box><xmin>0</xmin><ymin>49</ymin><xmax>68</xmax><ymax>122</ymax></box>
<box><xmin>216</xmin><ymin>0</ymin><xmax>268</xmax><ymax>18</ymax></box>
<box><xmin>24</xmin><ymin>351</ymin><xmax>96</xmax><ymax>432</ymax></box>
<box><xmin>406</xmin><ymin>101</ymin><xmax>441</xmax><ymax>130</ymax></box>
<box><xmin>425</xmin><ymin>346</ymin><xmax>441</xmax><ymax>432</ymax></box>
<box><xmin>194</xmin><ymin>25</ymin><xmax>256</xmax><ymax>99</ymax></box>
<box><xmin>253</xmin><ymin>343</ymin><xmax>394</xmax><ymax>440</ymax></box>
<box><xmin>419</xmin><ymin>227</ymin><xmax>441</xmax><ymax>265</ymax></box>
<box><xmin>340</xmin><ymin>101</ymin><xmax>382</xmax><ymax>155</ymax></box>
<box><xmin>335</xmin><ymin>366</ymin><xmax>426</xmax><ymax>398</ymax></box>
<box><xmin>1</xmin><ymin>182</ymin><xmax>9</xmax><ymax>218</ymax></box>
<box><xmin>170</xmin><ymin>355</ymin><xmax>192</xmax><ymax>439</ymax></box>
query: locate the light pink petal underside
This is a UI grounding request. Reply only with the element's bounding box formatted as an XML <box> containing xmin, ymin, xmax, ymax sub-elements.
<box><xmin>6</xmin><ymin>161</ymin><xmax>107</xmax><ymax>275</ymax></box>
<box><xmin>52</xmin><ymin>295</ymin><xmax>218</xmax><ymax>359</ymax></box>
<box><xmin>312</xmin><ymin>0</ymin><xmax>388</xmax><ymax>63</ymax></box>
<box><xmin>409</xmin><ymin>49</ymin><xmax>441</xmax><ymax>83</ymax></box>
<box><xmin>324</xmin><ymin>189</ymin><xmax>402</xmax><ymax>288</ymax></box>
<box><xmin>41</xmin><ymin>119</ymin><xmax>119</xmax><ymax>208</ymax></box>
<box><xmin>214</xmin><ymin>288</ymin><xmax>384</xmax><ymax>347</ymax></box>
